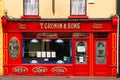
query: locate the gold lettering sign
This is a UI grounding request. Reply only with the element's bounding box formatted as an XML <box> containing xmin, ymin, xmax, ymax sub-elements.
<box><xmin>93</xmin><ymin>23</ymin><xmax>103</xmax><ymax>29</ymax></box>
<box><xmin>40</xmin><ymin>23</ymin><xmax>80</xmax><ymax>30</ymax></box>
<box><xmin>12</xmin><ymin>66</ymin><xmax>28</xmax><ymax>74</ymax></box>
<box><xmin>32</xmin><ymin>67</ymin><xmax>48</xmax><ymax>74</ymax></box>
<box><xmin>51</xmin><ymin>66</ymin><xmax>67</xmax><ymax>74</ymax></box>
<box><xmin>18</xmin><ymin>23</ymin><xmax>27</xmax><ymax>30</ymax></box>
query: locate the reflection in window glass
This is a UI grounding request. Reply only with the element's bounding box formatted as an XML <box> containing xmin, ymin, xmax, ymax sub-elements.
<box><xmin>96</xmin><ymin>41</ymin><xmax>106</xmax><ymax>64</ymax></box>
<box><xmin>22</xmin><ymin>39</ymin><xmax>72</xmax><ymax>64</ymax></box>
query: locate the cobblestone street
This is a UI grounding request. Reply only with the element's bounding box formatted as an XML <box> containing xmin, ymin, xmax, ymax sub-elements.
<box><xmin>0</xmin><ymin>76</ymin><xmax>119</xmax><ymax>80</ymax></box>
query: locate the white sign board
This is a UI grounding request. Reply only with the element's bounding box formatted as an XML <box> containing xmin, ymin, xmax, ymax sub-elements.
<box><xmin>47</xmin><ymin>52</ymin><xmax>51</xmax><ymax>58</ymax></box>
<box><xmin>79</xmin><ymin>57</ymin><xmax>84</xmax><ymax>63</ymax></box>
<box><xmin>77</xmin><ymin>46</ymin><xmax>86</xmax><ymax>52</ymax></box>
<box><xmin>52</xmin><ymin>52</ymin><xmax>56</xmax><ymax>58</ymax></box>
<box><xmin>42</xmin><ymin>52</ymin><xmax>46</xmax><ymax>58</ymax></box>
<box><xmin>37</xmin><ymin>52</ymin><xmax>41</xmax><ymax>58</ymax></box>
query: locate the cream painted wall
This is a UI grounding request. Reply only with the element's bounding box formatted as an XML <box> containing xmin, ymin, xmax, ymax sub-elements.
<box><xmin>87</xmin><ymin>0</ymin><xmax>116</xmax><ymax>18</ymax></box>
<box><xmin>39</xmin><ymin>0</ymin><xmax>53</xmax><ymax>18</ymax></box>
<box><xmin>3</xmin><ymin>0</ymin><xmax>116</xmax><ymax>18</ymax></box>
<box><xmin>0</xmin><ymin>0</ymin><xmax>3</xmax><ymax>75</ymax></box>
<box><xmin>40</xmin><ymin>0</ymin><xmax>70</xmax><ymax>18</ymax></box>
<box><xmin>4</xmin><ymin>0</ymin><xmax>23</xmax><ymax>18</ymax></box>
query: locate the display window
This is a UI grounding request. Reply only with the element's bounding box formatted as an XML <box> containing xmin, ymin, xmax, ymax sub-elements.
<box><xmin>22</xmin><ymin>33</ymin><xmax>72</xmax><ymax>64</ymax></box>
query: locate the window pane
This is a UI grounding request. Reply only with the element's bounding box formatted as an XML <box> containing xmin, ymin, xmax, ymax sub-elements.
<box><xmin>23</xmin><ymin>33</ymin><xmax>36</xmax><ymax>38</ymax></box>
<box><xmin>24</xmin><ymin>0</ymin><xmax>38</xmax><ymax>15</ymax></box>
<box><xmin>22</xmin><ymin>39</ymin><xmax>72</xmax><ymax>64</ymax></box>
<box><xmin>76</xmin><ymin>41</ymin><xmax>87</xmax><ymax>64</ymax></box>
<box><xmin>9</xmin><ymin>37</ymin><xmax>20</xmax><ymax>59</ymax></box>
<box><xmin>94</xmin><ymin>33</ymin><xmax>108</xmax><ymax>38</ymax></box>
<box><xmin>37</xmin><ymin>33</ymin><xmax>57</xmax><ymax>38</ymax></box>
<box><xmin>96</xmin><ymin>41</ymin><xmax>106</xmax><ymax>64</ymax></box>
<box><xmin>58</xmin><ymin>33</ymin><xmax>72</xmax><ymax>38</ymax></box>
<box><xmin>73</xmin><ymin>33</ymin><xmax>89</xmax><ymax>38</ymax></box>
<box><xmin>71</xmin><ymin>0</ymin><xmax>85</xmax><ymax>15</ymax></box>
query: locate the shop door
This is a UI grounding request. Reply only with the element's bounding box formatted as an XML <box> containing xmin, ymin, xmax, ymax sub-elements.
<box><xmin>73</xmin><ymin>39</ymin><xmax>90</xmax><ymax>76</ymax></box>
<box><xmin>93</xmin><ymin>39</ymin><xmax>110</xmax><ymax>76</ymax></box>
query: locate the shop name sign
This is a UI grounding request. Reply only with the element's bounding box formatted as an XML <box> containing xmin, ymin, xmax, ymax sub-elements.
<box><xmin>93</xmin><ymin>23</ymin><xmax>103</xmax><ymax>29</ymax></box>
<box><xmin>18</xmin><ymin>23</ymin><xmax>27</xmax><ymax>30</ymax></box>
<box><xmin>40</xmin><ymin>23</ymin><xmax>80</xmax><ymax>29</ymax></box>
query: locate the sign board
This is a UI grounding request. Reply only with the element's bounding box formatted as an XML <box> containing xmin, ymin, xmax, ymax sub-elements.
<box><xmin>77</xmin><ymin>46</ymin><xmax>86</xmax><ymax>52</ymax></box>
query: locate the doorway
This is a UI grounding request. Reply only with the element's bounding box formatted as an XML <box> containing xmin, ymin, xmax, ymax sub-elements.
<box><xmin>73</xmin><ymin>39</ymin><xmax>90</xmax><ymax>76</ymax></box>
<box><xmin>73</xmin><ymin>33</ymin><xmax>110</xmax><ymax>76</ymax></box>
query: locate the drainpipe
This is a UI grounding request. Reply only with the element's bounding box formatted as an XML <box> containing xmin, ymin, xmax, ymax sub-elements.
<box><xmin>116</xmin><ymin>0</ymin><xmax>120</xmax><ymax>77</ymax></box>
<box><xmin>117</xmin><ymin>16</ymin><xmax>119</xmax><ymax>77</ymax></box>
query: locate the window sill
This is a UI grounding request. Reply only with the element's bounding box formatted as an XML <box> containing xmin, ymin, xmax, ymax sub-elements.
<box><xmin>21</xmin><ymin>16</ymin><xmax>41</xmax><ymax>19</ymax></box>
<box><xmin>68</xmin><ymin>15</ymin><xmax>88</xmax><ymax>19</ymax></box>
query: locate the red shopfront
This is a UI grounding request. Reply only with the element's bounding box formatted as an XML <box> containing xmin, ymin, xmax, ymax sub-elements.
<box><xmin>1</xmin><ymin>16</ymin><xmax>118</xmax><ymax>76</ymax></box>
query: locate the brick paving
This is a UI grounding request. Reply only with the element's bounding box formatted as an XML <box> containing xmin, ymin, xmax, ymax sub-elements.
<box><xmin>0</xmin><ymin>76</ymin><xmax>119</xmax><ymax>80</ymax></box>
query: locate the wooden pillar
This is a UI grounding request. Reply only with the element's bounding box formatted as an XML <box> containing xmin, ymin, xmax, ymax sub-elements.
<box><xmin>90</xmin><ymin>33</ymin><xmax>93</xmax><ymax>76</ymax></box>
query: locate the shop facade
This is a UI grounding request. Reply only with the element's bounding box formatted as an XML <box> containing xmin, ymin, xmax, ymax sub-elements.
<box><xmin>1</xmin><ymin>15</ymin><xmax>118</xmax><ymax>76</ymax></box>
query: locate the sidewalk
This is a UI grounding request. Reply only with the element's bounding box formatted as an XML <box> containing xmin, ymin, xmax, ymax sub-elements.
<box><xmin>0</xmin><ymin>76</ymin><xmax>119</xmax><ymax>80</ymax></box>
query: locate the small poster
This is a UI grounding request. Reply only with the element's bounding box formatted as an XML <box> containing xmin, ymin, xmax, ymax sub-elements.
<box><xmin>52</xmin><ymin>52</ymin><xmax>56</xmax><ymax>58</ymax></box>
<box><xmin>37</xmin><ymin>52</ymin><xmax>41</xmax><ymax>58</ymax></box>
<box><xmin>42</xmin><ymin>52</ymin><xmax>46</xmax><ymax>58</ymax></box>
<box><xmin>47</xmin><ymin>52</ymin><xmax>51</xmax><ymax>58</ymax></box>
<box><xmin>77</xmin><ymin>46</ymin><xmax>85</xmax><ymax>52</ymax></box>
<box><xmin>79</xmin><ymin>56</ymin><xmax>84</xmax><ymax>63</ymax></box>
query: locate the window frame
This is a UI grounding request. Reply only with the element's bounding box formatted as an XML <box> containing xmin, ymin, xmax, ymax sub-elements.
<box><xmin>23</xmin><ymin>0</ymin><xmax>39</xmax><ymax>17</ymax></box>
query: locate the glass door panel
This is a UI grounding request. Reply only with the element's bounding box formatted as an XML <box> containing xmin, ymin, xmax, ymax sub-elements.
<box><xmin>96</xmin><ymin>41</ymin><xmax>106</xmax><ymax>64</ymax></box>
<box><xmin>76</xmin><ymin>41</ymin><xmax>87</xmax><ymax>64</ymax></box>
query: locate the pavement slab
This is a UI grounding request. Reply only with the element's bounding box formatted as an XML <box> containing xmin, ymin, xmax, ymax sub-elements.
<box><xmin>0</xmin><ymin>76</ymin><xmax>119</xmax><ymax>80</ymax></box>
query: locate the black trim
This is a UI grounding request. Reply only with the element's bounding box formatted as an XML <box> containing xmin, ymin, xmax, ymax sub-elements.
<box><xmin>5</xmin><ymin>16</ymin><xmax>112</xmax><ymax>22</ymax></box>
